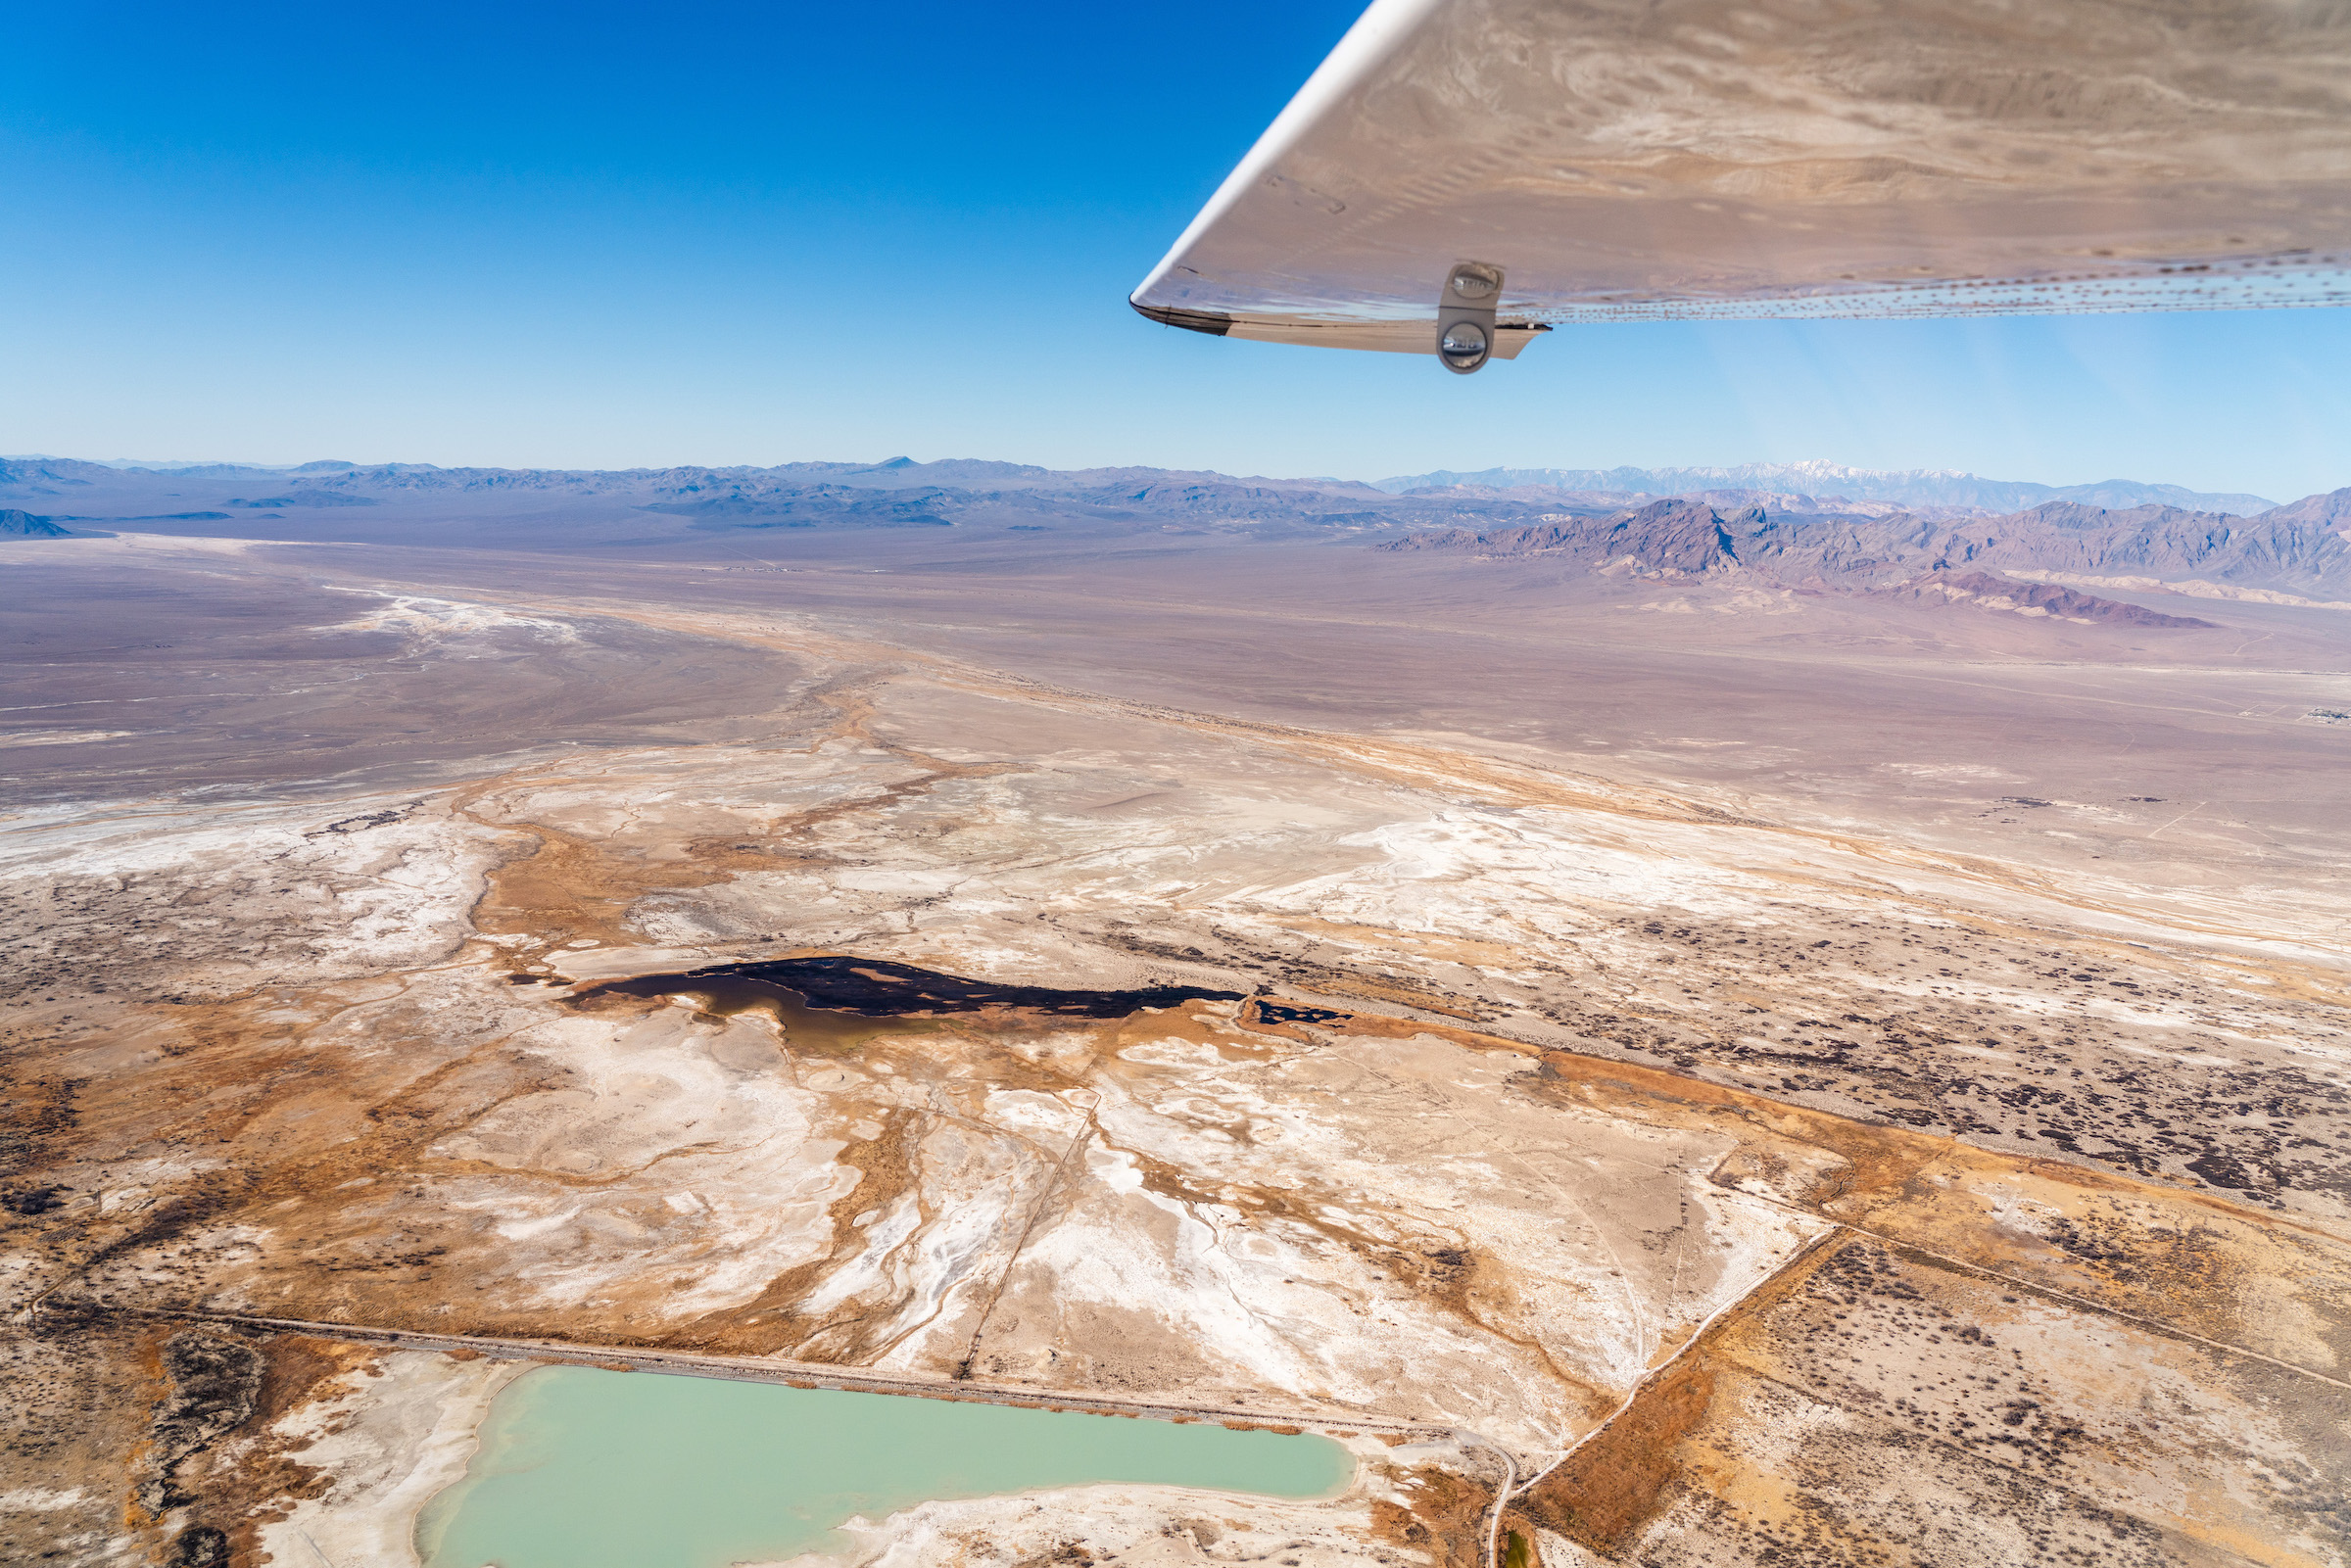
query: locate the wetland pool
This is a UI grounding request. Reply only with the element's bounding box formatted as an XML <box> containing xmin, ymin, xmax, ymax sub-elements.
<box><xmin>417</xmin><ymin>1367</ymin><xmax>1356</xmax><ymax>1568</ymax></box>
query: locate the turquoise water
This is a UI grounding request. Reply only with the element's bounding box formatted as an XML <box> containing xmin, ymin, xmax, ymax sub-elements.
<box><xmin>416</xmin><ymin>1367</ymin><xmax>1355</xmax><ymax>1568</ymax></box>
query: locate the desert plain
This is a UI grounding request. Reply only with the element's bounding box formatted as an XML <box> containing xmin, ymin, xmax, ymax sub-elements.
<box><xmin>2</xmin><ymin>457</ymin><xmax>2348</xmax><ymax>1568</ymax></box>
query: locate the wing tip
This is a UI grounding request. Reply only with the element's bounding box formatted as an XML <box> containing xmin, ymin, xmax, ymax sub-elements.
<box><xmin>1129</xmin><ymin>298</ymin><xmax>1233</xmax><ymax>337</ymax></box>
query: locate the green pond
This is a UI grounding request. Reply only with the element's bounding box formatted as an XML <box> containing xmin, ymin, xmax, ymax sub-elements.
<box><xmin>417</xmin><ymin>1367</ymin><xmax>1356</xmax><ymax>1568</ymax></box>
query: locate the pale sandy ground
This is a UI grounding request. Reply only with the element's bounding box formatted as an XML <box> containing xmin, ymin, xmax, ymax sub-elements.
<box><xmin>3</xmin><ymin>537</ymin><xmax>2347</xmax><ymax>1566</ymax></box>
<box><xmin>762</xmin><ymin>1476</ymin><xmax>1393</xmax><ymax>1568</ymax></box>
<box><xmin>252</xmin><ymin>1353</ymin><xmax>524</xmax><ymax>1568</ymax></box>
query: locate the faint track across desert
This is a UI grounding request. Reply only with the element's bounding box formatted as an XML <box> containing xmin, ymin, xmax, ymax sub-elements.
<box><xmin>33</xmin><ymin>1294</ymin><xmax>1466</xmax><ymax>1439</ymax></box>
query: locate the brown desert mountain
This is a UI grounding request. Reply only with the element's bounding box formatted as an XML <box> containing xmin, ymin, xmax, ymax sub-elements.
<box><xmin>2256</xmin><ymin>485</ymin><xmax>2351</xmax><ymax>538</ymax></box>
<box><xmin>1381</xmin><ymin>495</ymin><xmax>2351</xmax><ymax>597</ymax></box>
<box><xmin>1932</xmin><ymin>501</ymin><xmax>2351</xmax><ymax>586</ymax></box>
<box><xmin>1377</xmin><ymin>498</ymin><xmax>1950</xmax><ymax>578</ymax></box>
<box><xmin>1869</xmin><ymin>569</ymin><xmax>2218</xmax><ymax>627</ymax></box>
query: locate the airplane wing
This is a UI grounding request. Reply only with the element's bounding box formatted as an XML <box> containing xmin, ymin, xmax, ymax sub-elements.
<box><xmin>1130</xmin><ymin>0</ymin><xmax>2351</xmax><ymax>371</ymax></box>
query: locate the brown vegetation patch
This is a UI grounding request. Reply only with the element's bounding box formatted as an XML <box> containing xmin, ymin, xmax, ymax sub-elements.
<box><xmin>1518</xmin><ymin>1352</ymin><xmax>1719</xmax><ymax>1551</ymax></box>
<box><xmin>1106</xmin><ymin>1001</ymin><xmax>1279</xmax><ymax>1063</ymax></box>
<box><xmin>1286</xmin><ymin>965</ymin><xmax>1485</xmax><ymax>1021</ymax></box>
<box><xmin>1829</xmin><ymin>1162</ymin><xmax>2351</xmax><ymax>1371</ymax></box>
<box><xmin>35</xmin><ymin>984</ymin><xmax>571</xmax><ymax>1328</ymax></box>
<box><xmin>0</xmin><ymin>1066</ymin><xmax>80</xmax><ymax>1179</ymax></box>
<box><xmin>198</xmin><ymin>1335</ymin><xmax>381</xmax><ymax>1561</ymax></box>
<box><xmin>97</xmin><ymin>1328</ymin><xmax>372</xmax><ymax>1562</ymax></box>
<box><xmin>1516</xmin><ymin>1235</ymin><xmax>1850</xmax><ymax>1553</ymax></box>
<box><xmin>456</xmin><ymin>809</ymin><xmax>756</xmax><ymax>951</ymax></box>
<box><xmin>1479</xmin><ymin>1030</ymin><xmax>2351</xmax><ymax>1370</ymax></box>
<box><xmin>1628</xmin><ymin>1232</ymin><xmax>2347</xmax><ymax>1564</ymax></box>
<box><xmin>1</xmin><ymin>1316</ymin><xmax>170</xmax><ymax>1563</ymax></box>
<box><xmin>1370</xmin><ymin>1463</ymin><xmax>1490</xmax><ymax>1568</ymax></box>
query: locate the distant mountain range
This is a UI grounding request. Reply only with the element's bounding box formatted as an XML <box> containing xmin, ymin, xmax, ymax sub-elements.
<box><xmin>1372</xmin><ymin>461</ymin><xmax>2280</xmax><ymax>516</ymax></box>
<box><xmin>5</xmin><ymin>453</ymin><xmax>2346</xmax><ymax>599</ymax></box>
<box><xmin>4</xmin><ymin>454</ymin><xmax>368</xmax><ymax>477</ymax></box>
<box><xmin>1379</xmin><ymin>495</ymin><xmax>2351</xmax><ymax>596</ymax></box>
<box><xmin>9</xmin><ymin>452</ymin><xmax>2287</xmax><ymax>517</ymax></box>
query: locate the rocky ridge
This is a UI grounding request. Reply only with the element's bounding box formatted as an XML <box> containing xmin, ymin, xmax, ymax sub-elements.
<box><xmin>1379</xmin><ymin>495</ymin><xmax>2351</xmax><ymax>597</ymax></box>
<box><xmin>2259</xmin><ymin>484</ymin><xmax>2351</xmax><ymax>535</ymax></box>
<box><xmin>1370</xmin><ymin>461</ymin><xmax>2282</xmax><ymax>515</ymax></box>
<box><xmin>1868</xmin><ymin>570</ymin><xmax>2219</xmax><ymax>628</ymax></box>
<box><xmin>0</xmin><ymin>508</ymin><xmax>83</xmax><ymax>539</ymax></box>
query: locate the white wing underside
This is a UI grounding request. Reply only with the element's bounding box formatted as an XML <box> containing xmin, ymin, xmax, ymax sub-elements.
<box><xmin>1131</xmin><ymin>0</ymin><xmax>2351</xmax><ymax>358</ymax></box>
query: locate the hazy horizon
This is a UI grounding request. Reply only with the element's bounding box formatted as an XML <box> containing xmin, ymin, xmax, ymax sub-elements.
<box><xmin>7</xmin><ymin>448</ymin><xmax>2335</xmax><ymax>506</ymax></box>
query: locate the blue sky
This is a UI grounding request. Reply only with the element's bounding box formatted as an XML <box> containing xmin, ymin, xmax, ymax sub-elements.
<box><xmin>5</xmin><ymin>1</ymin><xmax>2347</xmax><ymax>500</ymax></box>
